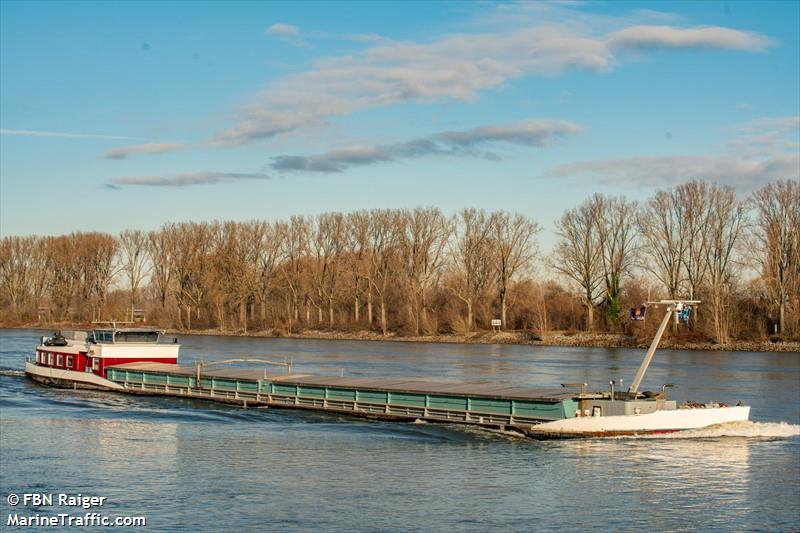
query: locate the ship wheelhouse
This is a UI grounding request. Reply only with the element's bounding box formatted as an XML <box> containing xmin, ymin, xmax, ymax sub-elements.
<box><xmin>36</xmin><ymin>328</ymin><xmax>179</xmax><ymax>378</ymax></box>
<box><xmin>92</xmin><ymin>328</ymin><xmax>161</xmax><ymax>345</ymax></box>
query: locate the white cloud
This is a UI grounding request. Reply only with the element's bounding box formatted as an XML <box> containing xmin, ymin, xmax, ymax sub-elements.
<box><xmin>266</xmin><ymin>23</ymin><xmax>300</xmax><ymax>37</ymax></box>
<box><xmin>108</xmin><ymin>171</ymin><xmax>271</xmax><ymax>188</ymax></box>
<box><xmin>727</xmin><ymin>115</ymin><xmax>800</xmax><ymax>154</ymax></box>
<box><xmin>734</xmin><ymin>115</ymin><xmax>800</xmax><ymax>134</ymax></box>
<box><xmin>102</xmin><ymin>142</ymin><xmax>186</xmax><ymax>160</ymax></box>
<box><xmin>1</xmin><ymin>129</ymin><xmax>132</xmax><ymax>140</ymax></box>
<box><xmin>546</xmin><ymin>153</ymin><xmax>798</xmax><ymax>190</ymax></box>
<box><xmin>214</xmin><ymin>21</ymin><xmax>771</xmax><ymax>146</ymax></box>
<box><xmin>607</xmin><ymin>25</ymin><xmax>771</xmax><ymax>52</ymax></box>
<box><xmin>265</xmin><ymin>23</ymin><xmax>308</xmax><ymax>47</ymax></box>
<box><xmin>438</xmin><ymin>120</ymin><xmax>583</xmax><ymax>147</ymax></box>
<box><xmin>545</xmin><ymin>115</ymin><xmax>799</xmax><ymax>191</ymax></box>
<box><xmin>272</xmin><ymin>119</ymin><xmax>583</xmax><ymax>173</ymax></box>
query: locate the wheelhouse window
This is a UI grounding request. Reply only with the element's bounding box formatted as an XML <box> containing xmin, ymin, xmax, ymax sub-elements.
<box><xmin>93</xmin><ymin>330</ymin><xmax>114</xmax><ymax>343</ymax></box>
<box><xmin>66</xmin><ymin>355</ymin><xmax>73</xmax><ymax>368</ymax></box>
<box><xmin>57</xmin><ymin>354</ymin><xmax>63</xmax><ymax>366</ymax></box>
<box><xmin>92</xmin><ymin>329</ymin><xmax>159</xmax><ymax>343</ymax></box>
<box><xmin>114</xmin><ymin>331</ymin><xmax>159</xmax><ymax>343</ymax></box>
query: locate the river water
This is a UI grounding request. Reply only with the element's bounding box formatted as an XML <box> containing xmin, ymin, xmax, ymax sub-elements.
<box><xmin>1</xmin><ymin>328</ymin><xmax>798</xmax><ymax>531</ymax></box>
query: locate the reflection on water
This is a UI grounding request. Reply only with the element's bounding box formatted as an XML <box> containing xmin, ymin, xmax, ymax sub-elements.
<box><xmin>1</xmin><ymin>329</ymin><xmax>798</xmax><ymax>532</ymax></box>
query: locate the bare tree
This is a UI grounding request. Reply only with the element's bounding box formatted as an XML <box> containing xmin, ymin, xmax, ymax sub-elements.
<box><xmin>44</xmin><ymin>234</ymin><xmax>79</xmax><ymax>320</ymax></box>
<box><xmin>490</xmin><ymin>211</ymin><xmax>540</xmax><ymax>329</ymax></box>
<box><xmin>447</xmin><ymin>208</ymin><xmax>494</xmax><ymax>331</ymax></box>
<box><xmin>205</xmin><ymin>222</ymin><xmax>228</xmax><ymax>330</ymax></box>
<box><xmin>207</xmin><ymin>221</ymin><xmax>261</xmax><ymax>332</ymax></box>
<box><xmin>369</xmin><ymin>209</ymin><xmax>401</xmax><ymax>335</ymax></box>
<box><xmin>311</xmin><ymin>212</ymin><xmax>346</xmax><ymax>326</ymax></box>
<box><xmin>0</xmin><ymin>236</ymin><xmax>37</xmax><ymax>312</ymax></box>
<box><xmin>281</xmin><ymin>216</ymin><xmax>310</xmax><ymax>332</ymax></box>
<box><xmin>147</xmin><ymin>229</ymin><xmax>173</xmax><ymax>309</ymax></box>
<box><xmin>704</xmin><ymin>184</ymin><xmax>747</xmax><ymax>344</ymax></box>
<box><xmin>750</xmin><ymin>179</ymin><xmax>800</xmax><ymax>334</ymax></box>
<box><xmin>344</xmin><ymin>211</ymin><xmax>373</xmax><ymax>324</ymax></box>
<box><xmin>595</xmin><ymin>195</ymin><xmax>639</xmax><ymax>325</ymax></box>
<box><xmin>236</xmin><ymin>221</ymin><xmax>265</xmax><ymax>330</ymax></box>
<box><xmin>639</xmin><ymin>188</ymin><xmax>687</xmax><ymax>301</ymax></box>
<box><xmin>399</xmin><ymin>207</ymin><xmax>450</xmax><ymax>335</ymax></box>
<box><xmin>551</xmin><ymin>201</ymin><xmax>604</xmax><ymax>330</ymax></box>
<box><xmin>118</xmin><ymin>229</ymin><xmax>150</xmax><ymax>318</ymax></box>
<box><xmin>254</xmin><ymin>221</ymin><xmax>285</xmax><ymax>326</ymax></box>
<box><xmin>531</xmin><ymin>281</ymin><xmax>550</xmax><ymax>335</ymax></box>
<box><xmin>677</xmin><ymin>181</ymin><xmax>711</xmax><ymax>303</ymax></box>
<box><xmin>168</xmin><ymin>222</ymin><xmax>211</xmax><ymax>329</ymax></box>
<box><xmin>75</xmin><ymin>232</ymin><xmax>118</xmax><ymax>320</ymax></box>
<box><xmin>5</xmin><ymin>187</ymin><xmax>793</xmax><ymax>343</ymax></box>
<box><xmin>28</xmin><ymin>242</ymin><xmax>52</xmax><ymax>318</ymax></box>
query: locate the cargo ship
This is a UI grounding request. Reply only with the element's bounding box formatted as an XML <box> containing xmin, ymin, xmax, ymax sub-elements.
<box><xmin>26</xmin><ymin>326</ymin><xmax>178</xmax><ymax>390</ymax></box>
<box><xmin>25</xmin><ymin>301</ymin><xmax>750</xmax><ymax>438</ymax></box>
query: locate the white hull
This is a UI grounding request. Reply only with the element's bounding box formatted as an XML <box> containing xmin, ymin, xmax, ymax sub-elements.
<box><xmin>25</xmin><ymin>362</ymin><xmax>123</xmax><ymax>391</ymax></box>
<box><xmin>529</xmin><ymin>405</ymin><xmax>751</xmax><ymax>438</ymax></box>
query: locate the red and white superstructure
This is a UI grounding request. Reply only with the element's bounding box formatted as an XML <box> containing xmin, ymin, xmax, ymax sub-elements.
<box><xmin>26</xmin><ymin>328</ymin><xmax>179</xmax><ymax>390</ymax></box>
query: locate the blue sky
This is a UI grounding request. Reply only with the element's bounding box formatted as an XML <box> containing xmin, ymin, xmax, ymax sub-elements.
<box><xmin>1</xmin><ymin>1</ymin><xmax>798</xmax><ymax>249</ymax></box>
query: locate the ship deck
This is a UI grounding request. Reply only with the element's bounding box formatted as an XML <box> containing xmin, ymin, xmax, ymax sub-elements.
<box><xmin>105</xmin><ymin>361</ymin><xmax>580</xmax><ymax>433</ymax></box>
<box><xmin>107</xmin><ymin>361</ymin><xmax>574</xmax><ymax>401</ymax></box>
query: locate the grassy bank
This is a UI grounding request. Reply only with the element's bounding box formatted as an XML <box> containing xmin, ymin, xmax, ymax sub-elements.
<box><xmin>7</xmin><ymin>321</ymin><xmax>799</xmax><ymax>353</ymax></box>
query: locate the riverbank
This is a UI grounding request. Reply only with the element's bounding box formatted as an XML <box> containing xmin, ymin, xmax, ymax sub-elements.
<box><xmin>201</xmin><ymin>328</ymin><xmax>800</xmax><ymax>352</ymax></box>
<box><xmin>8</xmin><ymin>322</ymin><xmax>799</xmax><ymax>352</ymax></box>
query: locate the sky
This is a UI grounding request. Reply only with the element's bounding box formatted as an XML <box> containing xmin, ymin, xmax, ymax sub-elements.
<box><xmin>1</xmin><ymin>0</ymin><xmax>798</xmax><ymax>250</ymax></box>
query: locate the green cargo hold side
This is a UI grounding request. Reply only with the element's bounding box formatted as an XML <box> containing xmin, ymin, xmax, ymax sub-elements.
<box><xmin>122</xmin><ymin>371</ymin><xmax>143</xmax><ymax>382</ymax></box>
<box><xmin>327</xmin><ymin>388</ymin><xmax>356</xmax><ymax>401</ymax></box>
<box><xmin>469</xmin><ymin>398</ymin><xmax>511</xmax><ymax>415</ymax></box>
<box><xmin>238</xmin><ymin>381</ymin><xmax>259</xmax><ymax>392</ymax></box>
<box><xmin>213</xmin><ymin>379</ymin><xmax>239</xmax><ymax>391</ymax></box>
<box><xmin>274</xmin><ymin>384</ymin><xmax>298</xmax><ymax>396</ymax></box>
<box><xmin>512</xmin><ymin>400</ymin><xmax>564</xmax><ymax>420</ymax></box>
<box><xmin>356</xmin><ymin>390</ymin><xmax>387</xmax><ymax>404</ymax></box>
<box><xmin>428</xmin><ymin>395</ymin><xmax>468</xmax><ymax>410</ymax></box>
<box><xmin>167</xmin><ymin>375</ymin><xmax>191</xmax><ymax>387</ymax></box>
<box><xmin>298</xmin><ymin>386</ymin><xmax>326</xmax><ymax>398</ymax></box>
<box><xmin>145</xmin><ymin>373</ymin><xmax>168</xmax><ymax>385</ymax></box>
<box><xmin>389</xmin><ymin>392</ymin><xmax>426</xmax><ymax>407</ymax></box>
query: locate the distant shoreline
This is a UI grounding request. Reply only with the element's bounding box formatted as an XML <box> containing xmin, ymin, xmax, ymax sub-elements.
<box><xmin>4</xmin><ymin>323</ymin><xmax>799</xmax><ymax>353</ymax></box>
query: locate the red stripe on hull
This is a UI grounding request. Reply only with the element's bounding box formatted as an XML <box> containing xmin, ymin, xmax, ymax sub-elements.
<box><xmin>98</xmin><ymin>357</ymin><xmax>176</xmax><ymax>377</ymax></box>
<box><xmin>35</xmin><ymin>350</ymin><xmax>90</xmax><ymax>372</ymax></box>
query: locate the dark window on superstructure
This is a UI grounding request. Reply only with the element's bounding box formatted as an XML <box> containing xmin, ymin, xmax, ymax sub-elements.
<box><xmin>66</xmin><ymin>355</ymin><xmax>73</xmax><ymax>368</ymax></box>
<box><xmin>114</xmin><ymin>331</ymin><xmax>159</xmax><ymax>343</ymax></box>
<box><xmin>57</xmin><ymin>354</ymin><xmax>63</xmax><ymax>366</ymax></box>
<box><xmin>94</xmin><ymin>330</ymin><xmax>114</xmax><ymax>343</ymax></box>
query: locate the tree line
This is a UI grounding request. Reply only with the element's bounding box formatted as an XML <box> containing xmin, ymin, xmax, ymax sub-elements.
<box><xmin>1</xmin><ymin>179</ymin><xmax>797</xmax><ymax>343</ymax></box>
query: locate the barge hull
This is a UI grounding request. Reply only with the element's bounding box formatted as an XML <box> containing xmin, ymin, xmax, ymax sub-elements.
<box><xmin>25</xmin><ymin>362</ymin><xmax>124</xmax><ymax>391</ymax></box>
<box><xmin>103</xmin><ymin>362</ymin><xmax>578</xmax><ymax>434</ymax></box>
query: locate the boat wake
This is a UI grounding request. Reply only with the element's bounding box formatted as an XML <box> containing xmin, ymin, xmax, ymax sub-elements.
<box><xmin>0</xmin><ymin>368</ymin><xmax>25</xmax><ymax>377</ymax></box>
<box><xmin>640</xmin><ymin>420</ymin><xmax>800</xmax><ymax>439</ymax></box>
